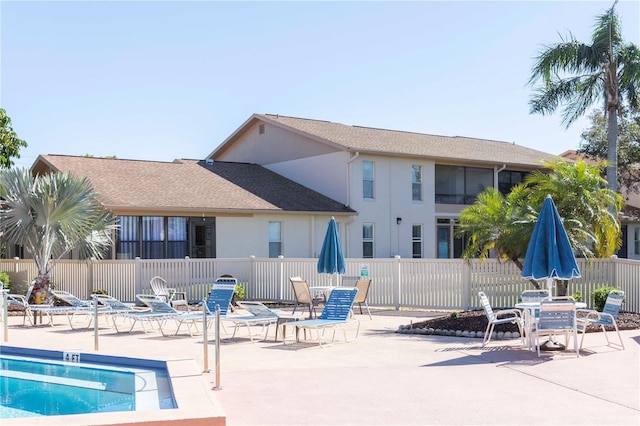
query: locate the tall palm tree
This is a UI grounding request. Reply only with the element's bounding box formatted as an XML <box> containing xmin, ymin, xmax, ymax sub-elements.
<box><xmin>529</xmin><ymin>2</ymin><xmax>640</xmax><ymax>193</ymax></box>
<box><xmin>0</xmin><ymin>168</ymin><xmax>117</xmax><ymax>299</ymax></box>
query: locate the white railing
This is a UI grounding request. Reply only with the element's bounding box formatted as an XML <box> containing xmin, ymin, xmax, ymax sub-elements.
<box><xmin>1</xmin><ymin>257</ymin><xmax>638</xmax><ymax>313</ymax></box>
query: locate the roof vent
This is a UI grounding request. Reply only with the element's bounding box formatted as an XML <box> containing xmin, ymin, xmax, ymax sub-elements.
<box><xmin>206</xmin><ymin>158</ymin><xmax>214</xmax><ymax>165</ymax></box>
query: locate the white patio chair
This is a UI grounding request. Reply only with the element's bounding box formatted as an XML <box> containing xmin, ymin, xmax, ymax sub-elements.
<box><xmin>534</xmin><ymin>299</ymin><xmax>579</xmax><ymax>357</ymax></box>
<box><xmin>149</xmin><ymin>276</ymin><xmax>188</xmax><ymax>309</ymax></box>
<box><xmin>478</xmin><ymin>291</ymin><xmax>524</xmax><ymax>346</ymax></box>
<box><xmin>576</xmin><ymin>289</ymin><xmax>625</xmax><ymax>350</ymax></box>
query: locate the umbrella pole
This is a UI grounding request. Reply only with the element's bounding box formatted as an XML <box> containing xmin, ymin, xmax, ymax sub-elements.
<box><xmin>541</xmin><ymin>277</ymin><xmax>566</xmax><ymax>351</ymax></box>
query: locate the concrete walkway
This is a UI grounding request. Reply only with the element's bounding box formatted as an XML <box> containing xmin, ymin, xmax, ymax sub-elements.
<box><xmin>1</xmin><ymin>308</ymin><xmax>639</xmax><ymax>425</ymax></box>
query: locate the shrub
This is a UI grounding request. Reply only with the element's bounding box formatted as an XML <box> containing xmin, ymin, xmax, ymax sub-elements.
<box><xmin>571</xmin><ymin>291</ymin><xmax>583</xmax><ymax>303</ymax></box>
<box><xmin>234</xmin><ymin>284</ymin><xmax>245</xmax><ymax>300</ymax></box>
<box><xmin>0</xmin><ymin>271</ymin><xmax>10</xmax><ymax>291</ymax></box>
<box><xmin>590</xmin><ymin>286</ymin><xmax>621</xmax><ymax>312</ymax></box>
<box><xmin>91</xmin><ymin>289</ymin><xmax>108</xmax><ymax>295</ymax></box>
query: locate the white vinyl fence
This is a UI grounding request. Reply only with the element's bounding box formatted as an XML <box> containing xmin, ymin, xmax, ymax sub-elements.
<box><xmin>1</xmin><ymin>257</ymin><xmax>639</xmax><ymax>313</ymax></box>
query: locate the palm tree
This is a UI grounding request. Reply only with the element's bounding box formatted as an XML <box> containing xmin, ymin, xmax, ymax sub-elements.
<box><xmin>457</xmin><ymin>159</ymin><xmax>623</xmax><ymax>293</ymax></box>
<box><xmin>529</xmin><ymin>2</ymin><xmax>640</xmax><ymax>193</ymax></box>
<box><xmin>0</xmin><ymin>168</ymin><xmax>117</xmax><ymax>300</ymax></box>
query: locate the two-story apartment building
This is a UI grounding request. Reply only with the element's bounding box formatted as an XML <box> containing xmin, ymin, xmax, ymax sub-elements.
<box><xmin>13</xmin><ymin>113</ymin><xmax>621</xmax><ymax>261</ymax></box>
<box><xmin>209</xmin><ymin>114</ymin><xmax>559</xmax><ymax>259</ymax></box>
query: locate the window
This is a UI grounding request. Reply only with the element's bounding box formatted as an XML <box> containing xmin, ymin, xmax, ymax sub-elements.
<box><xmin>498</xmin><ymin>170</ymin><xmax>528</xmax><ymax>195</ymax></box>
<box><xmin>362</xmin><ymin>223</ymin><xmax>374</xmax><ymax>258</ymax></box>
<box><xmin>436</xmin><ymin>218</ymin><xmax>467</xmax><ymax>259</ymax></box>
<box><xmin>363</xmin><ymin>161</ymin><xmax>374</xmax><ymax>199</ymax></box>
<box><xmin>258</xmin><ymin>123</ymin><xmax>265</xmax><ymax>134</ymax></box>
<box><xmin>268</xmin><ymin>221</ymin><xmax>282</xmax><ymax>258</ymax></box>
<box><xmin>116</xmin><ymin>216</ymin><xmax>139</xmax><ymax>259</ymax></box>
<box><xmin>167</xmin><ymin>217</ymin><xmax>188</xmax><ymax>258</ymax></box>
<box><xmin>635</xmin><ymin>228</ymin><xmax>640</xmax><ymax>255</ymax></box>
<box><xmin>142</xmin><ymin>216</ymin><xmax>165</xmax><ymax>259</ymax></box>
<box><xmin>412</xmin><ymin>165</ymin><xmax>422</xmax><ymax>201</ymax></box>
<box><xmin>435</xmin><ymin>165</ymin><xmax>493</xmax><ymax>204</ymax></box>
<box><xmin>116</xmin><ymin>216</ymin><xmax>193</xmax><ymax>259</ymax></box>
<box><xmin>412</xmin><ymin>224</ymin><xmax>422</xmax><ymax>258</ymax></box>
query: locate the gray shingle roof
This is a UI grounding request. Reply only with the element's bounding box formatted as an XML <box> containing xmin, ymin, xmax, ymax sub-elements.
<box><xmin>255</xmin><ymin>114</ymin><xmax>560</xmax><ymax>167</ymax></box>
<box><xmin>35</xmin><ymin>155</ymin><xmax>355</xmax><ymax>214</ymax></box>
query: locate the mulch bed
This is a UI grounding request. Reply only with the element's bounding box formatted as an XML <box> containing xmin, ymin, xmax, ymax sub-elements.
<box><xmin>407</xmin><ymin>309</ymin><xmax>640</xmax><ymax>333</ymax></box>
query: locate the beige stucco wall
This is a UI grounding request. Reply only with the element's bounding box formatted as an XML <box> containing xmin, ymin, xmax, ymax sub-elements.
<box><xmin>216</xmin><ymin>121</ymin><xmax>338</xmax><ymax>165</ymax></box>
<box><xmin>215</xmin><ymin>213</ymin><xmax>342</xmax><ymax>259</ymax></box>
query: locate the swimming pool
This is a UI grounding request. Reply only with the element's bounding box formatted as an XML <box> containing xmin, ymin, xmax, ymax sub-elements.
<box><xmin>0</xmin><ymin>346</ymin><xmax>176</xmax><ymax>419</ymax></box>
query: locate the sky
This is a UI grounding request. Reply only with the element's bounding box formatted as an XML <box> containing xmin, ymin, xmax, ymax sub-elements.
<box><xmin>1</xmin><ymin>0</ymin><xmax>639</xmax><ymax>170</ymax></box>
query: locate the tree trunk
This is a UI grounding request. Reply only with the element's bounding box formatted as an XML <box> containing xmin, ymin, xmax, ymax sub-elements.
<box><xmin>605</xmin><ymin>60</ymin><xmax>619</xmax><ymax>193</ymax></box>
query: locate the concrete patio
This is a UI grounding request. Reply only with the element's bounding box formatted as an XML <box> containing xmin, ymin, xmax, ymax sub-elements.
<box><xmin>1</xmin><ymin>307</ymin><xmax>638</xmax><ymax>425</ymax></box>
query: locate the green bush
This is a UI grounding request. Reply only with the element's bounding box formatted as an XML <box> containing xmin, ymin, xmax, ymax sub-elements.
<box><xmin>234</xmin><ymin>284</ymin><xmax>245</xmax><ymax>300</ymax></box>
<box><xmin>91</xmin><ymin>289</ymin><xmax>108</xmax><ymax>295</ymax></box>
<box><xmin>590</xmin><ymin>286</ymin><xmax>621</xmax><ymax>312</ymax></box>
<box><xmin>571</xmin><ymin>291</ymin><xmax>583</xmax><ymax>303</ymax></box>
<box><xmin>0</xmin><ymin>271</ymin><xmax>10</xmax><ymax>291</ymax></box>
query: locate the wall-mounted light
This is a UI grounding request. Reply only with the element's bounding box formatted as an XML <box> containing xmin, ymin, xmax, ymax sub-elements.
<box><xmin>396</xmin><ymin>217</ymin><xmax>402</xmax><ymax>225</ymax></box>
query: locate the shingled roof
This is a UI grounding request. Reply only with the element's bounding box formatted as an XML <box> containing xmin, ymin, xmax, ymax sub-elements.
<box><xmin>33</xmin><ymin>155</ymin><xmax>355</xmax><ymax>215</ymax></box>
<box><xmin>213</xmin><ymin>114</ymin><xmax>561</xmax><ymax>167</ymax></box>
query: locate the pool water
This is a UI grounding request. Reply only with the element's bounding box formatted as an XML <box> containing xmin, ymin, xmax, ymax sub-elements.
<box><xmin>0</xmin><ymin>347</ymin><xmax>176</xmax><ymax>419</ymax></box>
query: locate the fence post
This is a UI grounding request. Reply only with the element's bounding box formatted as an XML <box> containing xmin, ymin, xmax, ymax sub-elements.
<box><xmin>463</xmin><ymin>262</ymin><xmax>471</xmax><ymax>310</ymax></box>
<box><xmin>135</xmin><ymin>257</ymin><xmax>143</xmax><ymax>299</ymax></box>
<box><xmin>249</xmin><ymin>256</ymin><xmax>256</xmax><ymax>300</ymax></box>
<box><xmin>394</xmin><ymin>255</ymin><xmax>401</xmax><ymax>310</ymax></box>
<box><xmin>278</xmin><ymin>255</ymin><xmax>284</xmax><ymax>302</ymax></box>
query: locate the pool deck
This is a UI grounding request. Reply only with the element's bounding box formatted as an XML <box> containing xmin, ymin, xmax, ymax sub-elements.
<box><xmin>1</xmin><ymin>307</ymin><xmax>639</xmax><ymax>425</ymax></box>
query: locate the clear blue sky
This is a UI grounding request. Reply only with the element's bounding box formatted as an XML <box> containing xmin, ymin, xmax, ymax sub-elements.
<box><xmin>2</xmin><ymin>1</ymin><xmax>639</xmax><ymax>170</ymax></box>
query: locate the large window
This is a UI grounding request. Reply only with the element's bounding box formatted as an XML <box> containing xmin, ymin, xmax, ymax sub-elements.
<box><xmin>635</xmin><ymin>228</ymin><xmax>640</xmax><ymax>255</ymax></box>
<box><xmin>498</xmin><ymin>170</ymin><xmax>528</xmax><ymax>195</ymax></box>
<box><xmin>268</xmin><ymin>221</ymin><xmax>282</xmax><ymax>258</ymax></box>
<box><xmin>435</xmin><ymin>165</ymin><xmax>493</xmax><ymax>204</ymax></box>
<box><xmin>412</xmin><ymin>224</ymin><xmax>423</xmax><ymax>258</ymax></box>
<box><xmin>412</xmin><ymin>165</ymin><xmax>422</xmax><ymax>201</ymax></box>
<box><xmin>116</xmin><ymin>216</ymin><xmax>190</xmax><ymax>259</ymax></box>
<box><xmin>363</xmin><ymin>161</ymin><xmax>374</xmax><ymax>199</ymax></box>
<box><xmin>363</xmin><ymin>223</ymin><xmax>374</xmax><ymax>258</ymax></box>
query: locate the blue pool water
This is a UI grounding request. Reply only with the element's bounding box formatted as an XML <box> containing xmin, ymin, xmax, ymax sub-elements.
<box><xmin>0</xmin><ymin>346</ymin><xmax>176</xmax><ymax>419</ymax></box>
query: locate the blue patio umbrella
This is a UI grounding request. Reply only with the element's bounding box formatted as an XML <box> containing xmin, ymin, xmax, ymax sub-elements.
<box><xmin>317</xmin><ymin>217</ymin><xmax>346</xmax><ymax>286</ymax></box>
<box><xmin>522</xmin><ymin>195</ymin><xmax>581</xmax><ymax>297</ymax></box>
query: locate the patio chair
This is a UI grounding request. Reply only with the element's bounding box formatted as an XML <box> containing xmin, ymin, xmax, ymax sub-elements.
<box><xmin>229</xmin><ymin>301</ymin><xmax>280</xmax><ymax>342</ymax></box>
<box><xmin>289</xmin><ymin>277</ymin><xmax>324</xmax><ymax>318</ymax></box>
<box><xmin>478</xmin><ymin>291</ymin><xmax>525</xmax><ymax>346</ymax></box>
<box><xmin>576</xmin><ymin>289</ymin><xmax>625</xmax><ymax>350</ymax></box>
<box><xmin>114</xmin><ymin>294</ymin><xmax>188</xmax><ymax>335</ymax></box>
<box><xmin>534</xmin><ymin>299</ymin><xmax>579</xmax><ymax>357</ymax></box>
<box><xmin>352</xmin><ymin>278</ymin><xmax>372</xmax><ymax>319</ymax></box>
<box><xmin>91</xmin><ymin>294</ymin><xmax>151</xmax><ymax>328</ymax></box>
<box><xmin>7</xmin><ymin>283</ymin><xmax>83</xmax><ymax>326</ymax></box>
<box><xmin>51</xmin><ymin>290</ymin><xmax>112</xmax><ymax>330</ymax></box>
<box><xmin>149</xmin><ymin>276</ymin><xmax>188</xmax><ymax>309</ymax></box>
<box><xmin>287</xmin><ymin>287</ymin><xmax>360</xmax><ymax>347</ymax></box>
<box><xmin>173</xmin><ymin>283</ymin><xmax>237</xmax><ymax>336</ymax></box>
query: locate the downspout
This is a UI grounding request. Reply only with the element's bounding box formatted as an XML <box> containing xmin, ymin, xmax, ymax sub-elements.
<box><xmin>345</xmin><ymin>152</ymin><xmax>360</xmax><ymax>258</ymax></box>
<box><xmin>495</xmin><ymin>164</ymin><xmax>506</xmax><ymax>190</ymax></box>
<box><xmin>346</xmin><ymin>151</ymin><xmax>360</xmax><ymax>208</ymax></box>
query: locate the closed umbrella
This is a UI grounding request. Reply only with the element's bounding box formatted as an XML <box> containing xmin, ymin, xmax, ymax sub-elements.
<box><xmin>522</xmin><ymin>195</ymin><xmax>581</xmax><ymax>295</ymax></box>
<box><xmin>522</xmin><ymin>195</ymin><xmax>580</xmax><ymax>350</ymax></box>
<box><xmin>317</xmin><ymin>217</ymin><xmax>346</xmax><ymax>286</ymax></box>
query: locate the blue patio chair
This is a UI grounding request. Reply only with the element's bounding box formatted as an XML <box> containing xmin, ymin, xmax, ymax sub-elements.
<box><xmin>173</xmin><ymin>283</ymin><xmax>236</xmax><ymax>336</ymax></box>
<box><xmin>287</xmin><ymin>287</ymin><xmax>360</xmax><ymax>347</ymax></box>
<box><xmin>229</xmin><ymin>301</ymin><xmax>280</xmax><ymax>342</ymax></box>
<box><xmin>114</xmin><ymin>295</ymin><xmax>186</xmax><ymax>335</ymax></box>
<box><xmin>576</xmin><ymin>289</ymin><xmax>625</xmax><ymax>350</ymax></box>
<box><xmin>478</xmin><ymin>291</ymin><xmax>525</xmax><ymax>346</ymax></box>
